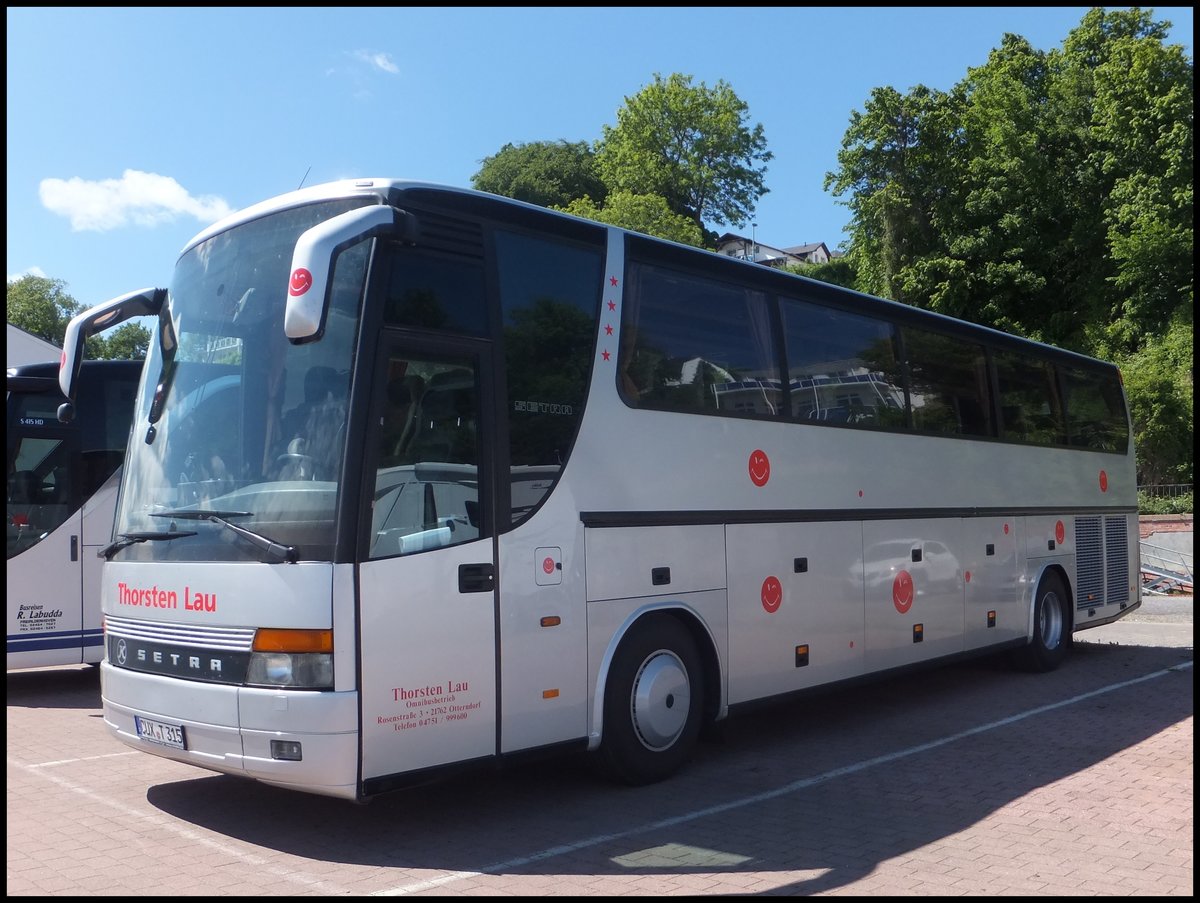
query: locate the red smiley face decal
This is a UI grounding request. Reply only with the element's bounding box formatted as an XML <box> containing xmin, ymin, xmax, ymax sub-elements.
<box><xmin>542</xmin><ymin>557</ymin><xmax>555</xmax><ymax>575</ymax></box>
<box><xmin>289</xmin><ymin>268</ymin><xmax>314</xmax><ymax>297</ymax></box>
<box><xmin>1055</xmin><ymin>520</ymin><xmax>1066</xmax><ymax>545</ymax></box>
<box><xmin>1098</xmin><ymin>470</ymin><xmax>1108</xmax><ymax>492</ymax></box>
<box><xmin>748</xmin><ymin>449</ymin><xmax>770</xmax><ymax>487</ymax></box>
<box><xmin>893</xmin><ymin>570</ymin><xmax>914</xmax><ymax>613</ymax></box>
<box><xmin>761</xmin><ymin>576</ymin><xmax>782</xmax><ymax>613</ymax></box>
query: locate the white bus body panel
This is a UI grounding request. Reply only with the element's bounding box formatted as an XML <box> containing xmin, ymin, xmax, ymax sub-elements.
<box><xmin>726</xmin><ymin>522</ymin><xmax>865</xmax><ymax>704</ymax></box>
<box><xmin>359</xmin><ymin>538</ymin><xmax>496</xmax><ymax>781</ymax></box>
<box><xmin>862</xmin><ymin>519</ymin><xmax>966</xmax><ymax>672</ymax></box>
<box><xmin>496</xmin><ymin>493</ymin><xmax>590</xmax><ymax>754</ymax></box>
<box><xmin>8</xmin><ymin>471</ymin><xmax>121</xmax><ymax>670</ymax></box>
<box><xmin>100</xmin><ymin>561</ymin><xmax>362</xmax><ymax>800</ymax></box>
<box><xmin>961</xmin><ymin>516</ymin><xmax>1025</xmax><ymax>649</ymax></box>
<box><xmin>583</xmin><ymin>524</ymin><xmax>729</xmax><ymax>745</ymax></box>
<box><xmin>584</xmin><ymin>524</ymin><xmax>727</xmax><ymax>601</ymax></box>
<box><xmin>6</xmin><ymin>508</ymin><xmax>86</xmax><ymax>669</ymax></box>
<box><xmin>79</xmin><ymin>474</ymin><xmax>122</xmax><ymax>662</ymax></box>
<box><xmin>101</xmin><ymin>665</ymin><xmax>360</xmax><ymax>798</ymax></box>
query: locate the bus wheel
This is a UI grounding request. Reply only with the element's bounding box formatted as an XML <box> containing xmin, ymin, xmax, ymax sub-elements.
<box><xmin>1014</xmin><ymin>571</ymin><xmax>1071</xmax><ymax>672</ymax></box>
<box><xmin>599</xmin><ymin>614</ymin><xmax>703</xmax><ymax>786</ymax></box>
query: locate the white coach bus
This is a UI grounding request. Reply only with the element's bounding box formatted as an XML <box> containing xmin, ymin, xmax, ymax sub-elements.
<box><xmin>57</xmin><ymin>178</ymin><xmax>1139</xmax><ymax>801</ymax></box>
<box><xmin>7</xmin><ymin>359</ymin><xmax>142</xmax><ymax>669</ymax></box>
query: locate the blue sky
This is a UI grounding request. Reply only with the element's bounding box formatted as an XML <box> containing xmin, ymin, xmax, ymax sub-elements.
<box><xmin>6</xmin><ymin>7</ymin><xmax>1194</xmax><ymax>313</ymax></box>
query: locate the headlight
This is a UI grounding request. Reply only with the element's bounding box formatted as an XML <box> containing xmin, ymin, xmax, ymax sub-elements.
<box><xmin>246</xmin><ymin>651</ymin><xmax>333</xmax><ymax>688</ymax></box>
<box><xmin>248</xmin><ymin>628</ymin><xmax>333</xmax><ymax>688</ymax></box>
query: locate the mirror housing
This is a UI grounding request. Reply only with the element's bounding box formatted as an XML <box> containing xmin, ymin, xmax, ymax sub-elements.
<box><xmin>285</xmin><ymin>204</ymin><xmax>414</xmax><ymax>342</ymax></box>
<box><xmin>58</xmin><ymin>287</ymin><xmax>166</xmax><ymax>418</ymax></box>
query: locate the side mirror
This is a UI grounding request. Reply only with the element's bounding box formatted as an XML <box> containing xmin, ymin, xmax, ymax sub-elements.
<box><xmin>58</xmin><ymin>287</ymin><xmax>165</xmax><ymax>417</ymax></box>
<box><xmin>285</xmin><ymin>205</ymin><xmax>415</xmax><ymax>342</ymax></box>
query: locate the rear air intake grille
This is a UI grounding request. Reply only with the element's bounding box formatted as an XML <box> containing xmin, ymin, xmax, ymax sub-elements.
<box><xmin>1105</xmin><ymin>515</ymin><xmax>1129</xmax><ymax>606</ymax></box>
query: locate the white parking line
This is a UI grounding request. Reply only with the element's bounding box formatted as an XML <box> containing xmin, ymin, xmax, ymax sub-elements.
<box><xmin>26</xmin><ymin>750</ymin><xmax>141</xmax><ymax>768</ymax></box>
<box><xmin>374</xmin><ymin>660</ymin><xmax>1194</xmax><ymax>896</ymax></box>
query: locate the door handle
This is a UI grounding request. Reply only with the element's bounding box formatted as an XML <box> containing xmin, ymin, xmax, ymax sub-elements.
<box><xmin>458</xmin><ymin>562</ymin><xmax>494</xmax><ymax>593</ymax></box>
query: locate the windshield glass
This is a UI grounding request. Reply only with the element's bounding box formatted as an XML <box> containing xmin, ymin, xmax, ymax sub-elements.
<box><xmin>113</xmin><ymin>197</ymin><xmax>374</xmax><ymax>562</ymax></box>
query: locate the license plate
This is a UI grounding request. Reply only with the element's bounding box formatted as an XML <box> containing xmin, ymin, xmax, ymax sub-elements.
<box><xmin>134</xmin><ymin>715</ymin><xmax>186</xmax><ymax>750</ymax></box>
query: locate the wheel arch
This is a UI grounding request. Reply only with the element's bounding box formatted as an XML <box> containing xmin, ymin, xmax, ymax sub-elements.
<box><xmin>1025</xmin><ymin>562</ymin><xmax>1074</xmax><ymax>642</ymax></box>
<box><xmin>587</xmin><ymin>602</ymin><xmax>723</xmax><ymax>752</ymax></box>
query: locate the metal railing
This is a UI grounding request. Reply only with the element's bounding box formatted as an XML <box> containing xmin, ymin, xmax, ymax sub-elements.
<box><xmin>1139</xmin><ymin>539</ymin><xmax>1194</xmax><ymax>595</ymax></box>
<box><xmin>1138</xmin><ymin>483</ymin><xmax>1193</xmax><ymax>499</ymax></box>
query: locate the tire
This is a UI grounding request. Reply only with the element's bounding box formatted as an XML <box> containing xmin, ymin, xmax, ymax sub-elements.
<box><xmin>1014</xmin><ymin>571</ymin><xmax>1072</xmax><ymax>672</ymax></box>
<box><xmin>598</xmin><ymin>614</ymin><xmax>704</xmax><ymax>786</ymax></box>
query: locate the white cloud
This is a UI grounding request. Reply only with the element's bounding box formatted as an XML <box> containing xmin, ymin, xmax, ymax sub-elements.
<box><xmin>38</xmin><ymin>170</ymin><xmax>234</xmax><ymax>233</ymax></box>
<box><xmin>352</xmin><ymin>50</ymin><xmax>399</xmax><ymax>75</ymax></box>
<box><xmin>8</xmin><ymin>266</ymin><xmax>47</xmax><ymax>283</ymax></box>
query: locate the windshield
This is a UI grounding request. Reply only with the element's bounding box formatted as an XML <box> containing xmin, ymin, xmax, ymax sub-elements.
<box><xmin>113</xmin><ymin>197</ymin><xmax>374</xmax><ymax>562</ymax></box>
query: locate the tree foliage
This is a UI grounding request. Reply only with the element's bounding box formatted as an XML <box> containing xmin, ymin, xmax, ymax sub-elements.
<box><xmin>7</xmin><ymin>274</ymin><xmax>149</xmax><ymax>360</ymax></box>
<box><xmin>472</xmin><ymin>140</ymin><xmax>607</xmax><ymax>210</ymax></box>
<box><xmin>471</xmin><ymin>73</ymin><xmax>771</xmax><ymax>245</ymax></box>
<box><xmin>558</xmin><ymin>191</ymin><xmax>705</xmax><ymax>247</ymax></box>
<box><xmin>7</xmin><ymin>275</ymin><xmax>79</xmax><ymax>344</ymax></box>
<box><xmin>825</xmin><ymin>7</ymin><xmax>1193</xmax><ymax>483</ymax></box>
<box><xmin>782</xmin><ymin>258</ymin><xmax>859</xmax><ymax>290</ymax></box>
<box><xmin>595</xmin><ymin>73</ymin><xmax>772</xmax><ymax>230</ymax></box>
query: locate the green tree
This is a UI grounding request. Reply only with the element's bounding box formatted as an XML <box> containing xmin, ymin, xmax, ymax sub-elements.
<box><xmin>559</xmin><ymin>191</ymin><xmax>705</xmax><ymax>247</ymax></box>
<box><xmin>7</xmin><ymin>275</ymin><xmax>79</xmax><ymax>344</ymax></box>
<box><xmin>782</xmin><ymin>257</ymin><xmax>858</xmax><ymax>290</ymax></box>
<box><xmin>595</xmin><ymin>72</ymin><xmax>772</xmax><ymax>231</ymax></box>
<box><xmin>7</xmin><ymin>274</ymin><xmax>149</xmax><ymax>360</ymax></box>
<box><xmin>823</xmin><ymin>85</ymin><xmax>953</xmax><ymax>303</ymax></box>
<box><xmin>472</xmin><ymin>140</ymin><xmax>607</xmax><ymax>210</ymax></box>
<box><xmin>1119</xmin><ymin>315</ymin><xmax>1193</xmax><ymax>486</ymax></box>
<box><xmin>825</xmin><ymin>8</ymin><xmax>1192</xmax><ymax>483</ymax></box>
<box><xmin>98</xmin><ymin>321</ymin><xmax>151</xmax><ymax>360</ymax></box>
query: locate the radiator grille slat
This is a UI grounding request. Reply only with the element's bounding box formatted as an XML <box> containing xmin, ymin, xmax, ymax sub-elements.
<box><xmin>104</xmin><ymin>615</ymin><xmax>255</xmax><ymax>651</ymax></box>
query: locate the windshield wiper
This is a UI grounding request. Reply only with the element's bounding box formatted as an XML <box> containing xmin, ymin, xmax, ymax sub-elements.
<box><xmin>150</xmin><ymin>509</ymin><xmax>298</xmax><ymax>563</ymax></box>
<box><xmin>100</xmin><ymin>530</ymin><xmax>198</xmax><ymax>560</ymax></box>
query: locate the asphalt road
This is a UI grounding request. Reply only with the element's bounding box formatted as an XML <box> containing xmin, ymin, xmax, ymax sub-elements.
<box><xmin>7</xmin><ymin>594</ymin><xmax>1192</xmax><ymax>896</ymax></box>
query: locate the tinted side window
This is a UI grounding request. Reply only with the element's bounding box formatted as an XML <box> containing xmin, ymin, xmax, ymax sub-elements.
<box><xmin>1061</xmin><ymin>365</ymin><xmax>1129</xmax><ymax>453</ymax></box>
<box><xmin>76</xmin><ymin>367</ymin><xmax>139</xmax><ymax>496</ymax></box>
<box><xmin>495</xmin><ymin>230</ymin><xmax>603</xmax><ymax>523</ymax></box>
<box><xmin>994</xmin><ymin>350</ymin><xmax>1065</xmax><ymax>446</ymax></box>
<box><xmin>382</xmin><ymin>248</ymin><xmax>488</xmax><ymax>336</ymax></box>
<box><xmin>903</xmin><ymin>328</ymin><xmax>993</xmax><ymax>437</ymax></box>
<box><xmin>621</xmin><ymin>261</ymin><xmax>779</xmax><ymax>416</ymax></box>
<box><xmin>781</xmin><ymin>297</ymin><xmax>906</xmax><ymax>427</ymax></box>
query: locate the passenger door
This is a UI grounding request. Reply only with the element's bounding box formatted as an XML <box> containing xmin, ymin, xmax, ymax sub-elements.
<box><xmin>6</xmin><ymin>428</ymin><xmax>87</xmax><ymax>669</ymax></box>
<box><xmin>358</xmin><ymin>338</ymin><xmax>498</xmax><ymax>784</ymax></box>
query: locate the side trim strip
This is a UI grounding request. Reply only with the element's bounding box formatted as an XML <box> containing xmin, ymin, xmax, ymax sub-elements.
<box><xmin>580</xmin><ymin>506</ymin><xmax>1138</xmax><ymax>528</ymax></box>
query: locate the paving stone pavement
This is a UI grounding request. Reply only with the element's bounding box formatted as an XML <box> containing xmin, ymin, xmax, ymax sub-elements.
<box><xmin>7</xmin><ymin>596</ymin><xmax>1192</xmax><ymax>896</ymax></box>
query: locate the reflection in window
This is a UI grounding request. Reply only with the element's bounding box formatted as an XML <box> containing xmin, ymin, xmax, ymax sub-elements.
<box><xmin>7</xmin><ymin>436</ymin><xmax>74</xmax><ymax>559</ymax></box>
<box><xmin>371</xmin><ymin>355</ymin><xmax>482</xmax><ymax>559</ymax></box>
<box><xmin>903</xmin><ymin>328</ymin><xmax>993</xmax><ymax>437</ymax></box>
<box><xmin>781</xmin><ymin>298</ymin><xmax>905</xmax><ymax>427</ymax></box>
<box><xmin>995</xmin><ymin>350</ymin><xmax>1065</xmax><ymax>446</ymax></box>
<box><xmin>621</xmin><ymin>262</ymin><xmax>779</xmax><ymax>416</ymax></box>
<box><xmin>496</xmin><ymin>230</ymin><xmax>603</xmax><ymax>523</ymax></box>
<box><xmin>1062</xmin><ymin>365</ymin><xmax>1129</xmax><ymax>453</ymax></box>
<box><xmin>383</xmin><ymin>249</ymin><xmax>488</xmax><ymax>336</ymax></box>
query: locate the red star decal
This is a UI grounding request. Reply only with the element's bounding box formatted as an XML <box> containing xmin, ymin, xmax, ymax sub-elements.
<box><xmin>605</xmin><ymin>324</ymin><xmax>614</xmax><ymax>335</ymax></box>
<box><xmin>609</xmin><ymin>276</ymin><xmax>618</xmax><ymax>286</ymax></box>
<box><xmin>601</xmin><ymin>349</ymin><xmax>611</xmax><ymax>361</ymax></box>
<box><xmin>607</xmin><ymin>300</ymin><xmax>616</xmax><ymax>311</ymax></box>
